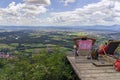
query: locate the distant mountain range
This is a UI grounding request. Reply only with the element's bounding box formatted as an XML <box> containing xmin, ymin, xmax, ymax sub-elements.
<box><xmin>0</xmin><ymin>25</ymin><xmax>120</xmax><ymax>32</ymax></box>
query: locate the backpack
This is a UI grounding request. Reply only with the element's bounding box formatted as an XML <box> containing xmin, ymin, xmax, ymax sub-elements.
<box><xmin>114</xmin><ymin>59</ymin><xmax>120</xmax><ymax>72</ymax></box>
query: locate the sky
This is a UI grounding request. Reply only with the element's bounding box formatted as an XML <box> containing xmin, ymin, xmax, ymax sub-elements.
<box><xmin>0</xmin><ymin>0</ymin><xmax>120</xmax><ymax>26</ymax></box>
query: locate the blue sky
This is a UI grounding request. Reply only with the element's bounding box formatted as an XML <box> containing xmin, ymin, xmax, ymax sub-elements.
<box><xmin>0</xmin><ymin>0</ymin><xmax>120</xmax><ymax>26</ymax></box>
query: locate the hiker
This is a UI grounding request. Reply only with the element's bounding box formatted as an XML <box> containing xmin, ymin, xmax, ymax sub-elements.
<box><xmin>98</xmin><ymin>40</ymin><xmax>114</xmax><ymax>54</ymax></box>
<box><xmin>98</xmin><ymin>42</ymin><xmax>108</xmax><ymax>54</ymax></box>
<box><xmin>92</xmin><ymin>40</ymin><xmax>114</xmax><ymax>59</ymax></box>
<box><xmin>73</xmin><ymin>36</ymin><xmax>96</xmax><ymax>57</ymax></box>
<box><xmin>73</xmin><ymin>36</ymin><xmax>88</xmax><ymax>56</ymax></box>
<box><xmin>73</xmin><ymin>45</ymin><xmax>78</xmax><ymax>56</ymax></box>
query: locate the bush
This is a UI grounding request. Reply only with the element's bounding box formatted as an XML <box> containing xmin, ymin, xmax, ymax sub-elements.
<box><xmin>0</xmin><ymin>48</ymin><xmax>77</xmax><ymax>80</ymax></box>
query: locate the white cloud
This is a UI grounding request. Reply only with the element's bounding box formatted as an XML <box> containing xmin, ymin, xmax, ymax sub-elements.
<box><xmin>1</xmin><ymin>2</ymin><xmax>25</xmax><ymax>16</ymax></box>
<box><xmin>61</xmin><ymin>0</ymin><xmax>75</xmax><ymax>6</ymax></box>
<box><xmin>0</xmin><ymin>0</ymin><xmax>51</xmax><ymax>26</ymax></box>
<box><xmin>24</xmin><ymin>0</ymin><xmax>51</xmax><ymax>5</ymax></box>
<box><xmin>23</xmin><ymin>4</ymin><xmax>47</xmax><ymax>15</ymax></box>
<box><xmin>46</xmin><ymin>0</ymin><xmax>120</xmax><ymax>26</ymax></box>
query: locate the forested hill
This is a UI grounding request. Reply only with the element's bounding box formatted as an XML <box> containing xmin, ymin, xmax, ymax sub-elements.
<box><xmin>0</xmin><ymin>25</ymin><xmax>120</xmax><ymax>32</ymax></box>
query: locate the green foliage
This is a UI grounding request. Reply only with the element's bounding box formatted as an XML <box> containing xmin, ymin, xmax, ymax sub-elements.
<box><xmin>116</xmin><ymin>46</ymin><xmax>120</xmax><ymax>53</ymax></box>
<box><xmin>0</xmin><ymin>48</ymin><xmax>77</xmax><ymax>80</ymax></box>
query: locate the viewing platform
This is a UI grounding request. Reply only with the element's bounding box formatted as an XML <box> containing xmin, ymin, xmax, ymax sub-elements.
<box><xmin>67</xmin><ymin>53</ymin><xmax>120</xmax><ymax>80</ymax></box>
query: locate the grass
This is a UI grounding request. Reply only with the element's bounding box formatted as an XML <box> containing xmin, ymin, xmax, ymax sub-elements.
<box><xmin>0</xmin><ymin>44</ymin><xmax>14</xmax><ymax>49</ymax></box>
<box><xmin>68</xmin><ymin>32</ymin><xmax>87</xmax><ymax>36</ymax></box>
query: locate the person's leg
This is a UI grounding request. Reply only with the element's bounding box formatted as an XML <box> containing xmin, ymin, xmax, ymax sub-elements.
<box><xmin>73</xmin><ymin>48</ymin><xmax>78</xmax><ymax>57</ymax></box>
<box><xmin>91</xmin><ymin>49</ymin><xmax>99</xmax><ymax>59</ymax></box>
<box><xmin>94</xmin><ymin>50</ymin><xmax>99</xmax><ymax>59</ymax></box>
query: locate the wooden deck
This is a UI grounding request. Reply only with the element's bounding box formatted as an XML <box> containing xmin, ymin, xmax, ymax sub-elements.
<box><xmin>67</xmin><ymin>55</ymin><xmax>120</xmax><ymax>80</ymax></box>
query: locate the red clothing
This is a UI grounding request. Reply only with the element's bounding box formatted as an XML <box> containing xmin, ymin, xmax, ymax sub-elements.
<box><xmin>98</xmin><ymin>45</ymin><xmax>109</xmax><ymax>54</ymax></box>
<box><xmin>98</xmin><ymin>44</ymin><xmax>105</xmax><ymax>51</ymax></box>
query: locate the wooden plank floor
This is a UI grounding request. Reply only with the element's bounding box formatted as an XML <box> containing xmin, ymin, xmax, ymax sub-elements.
<box><xmin>67</xmin><ymin>55</ymin><xmax>120</xmax><ymax>80</ymax></box>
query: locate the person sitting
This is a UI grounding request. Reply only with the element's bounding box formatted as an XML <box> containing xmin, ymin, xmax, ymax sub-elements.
<box><xmin>73</xmin><ymin>36</ymin><xmax>87</xmax><ymax>56</ymax></box>
<box><xmin>98</xmin><ymin>42</ymin><xmax>108</xmax><ymax>55</ymax></box>
<box><xmin>92</xmin><ymin>40</ymin><xmax>113</xmax><ymax>59</ymax></box>
<box><xmin>73</xmin><ymin>36</ymin><xmax>88</xmax><ymax>56</ymax></box>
